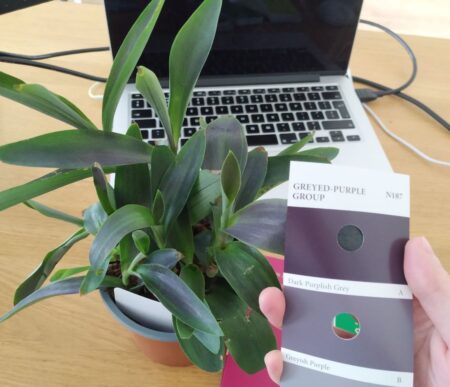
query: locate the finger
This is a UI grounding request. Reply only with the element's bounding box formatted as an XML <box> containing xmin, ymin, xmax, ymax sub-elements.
<box><xmin>259</xmin><ymin>287</ymin><xmax>286</xmax><ymax>328</ymax></box>
<box><xmin>264</xmin><ymin>350</ymin><xmax>283</xmax><ymax>384</ymax></box>
<box><xmin>404</xmin><ymin>237</ymin><xmax>450</xmax><ymax>344</ymax></box>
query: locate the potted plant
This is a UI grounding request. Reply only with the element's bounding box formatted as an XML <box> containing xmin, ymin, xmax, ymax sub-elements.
<box><xmin>0</xmin><ymin>0</ymin><xmax>337</xmax><ymax>374</ymax></box>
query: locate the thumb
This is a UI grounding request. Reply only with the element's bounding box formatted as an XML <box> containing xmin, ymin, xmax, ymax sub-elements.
<box><xmin>404</xmin><ymin>237</ymin><xmax>450</xmax><ymax>345</ymax></box>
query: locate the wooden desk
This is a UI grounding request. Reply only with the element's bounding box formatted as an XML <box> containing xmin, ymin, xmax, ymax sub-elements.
<box><xmin>1</xmin><ymin>2</ymin><xmax>449</xmax><ymax>386</ymax></box>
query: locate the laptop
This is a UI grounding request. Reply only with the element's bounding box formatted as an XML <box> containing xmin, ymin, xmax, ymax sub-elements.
<box><xmin>105</xmin><ymin>0</ymin><xmax>391</xmax><ymax>197</ymax></box>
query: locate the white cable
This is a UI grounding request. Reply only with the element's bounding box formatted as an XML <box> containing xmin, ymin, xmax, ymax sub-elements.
<box><xmin>363</xmin><ymin>104</ymin><xmax>450</xmax><ymax>168</ymax></box>
<box><xmin>88</xmin><ymin>82</ymin><xmax>103</xmax><ymax>100</ymax></box>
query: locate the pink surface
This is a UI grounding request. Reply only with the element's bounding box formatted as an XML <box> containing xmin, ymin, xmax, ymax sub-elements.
<box><xmin>220</xmin><ymin>256</ymin><xmax>284</xmax><ymax>387</ymax></box>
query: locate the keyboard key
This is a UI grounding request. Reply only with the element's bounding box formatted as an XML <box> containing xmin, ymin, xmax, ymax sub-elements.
<box><xmin>237</xmin><ymin>115</ymin><xmax>250</xmax><ymax>124</ymax></box>
<box><xmin>277</xmin><ymin>123</ymin><xmax>290</xmax><ymax>132</ymax></box>
<box><xmin>164</xmin><ymin>92</ymin><xmax>169</xmax><ymax>99</ymax></box>
<box><xmin>312</xmin><ymin>86</ymin><xmax>324</xmax><ymax>91</ymax></box>
<box><xmin>190</xmin><ymin>117</ymin><xmax>200</xmax><ymax>126</ymax></box>
<box><xmin>205</xmin><ymin>115</ymin><xmax>218</xmax><ymax>123</ymax></box>
<box><xmin>180</xmin><ymin>138</ymin><xmax>189</xmax><ymax>146</ymax></box>
<box><xmin>281</xmin><ymin>112</ymin><xmax>295</xmax><ymax>121</ymax></box>
<box><xmin>134</xmin><ymin>119</ymin><xmax>157</xmax><ymax>128</ymax></box>
<box><xmin>223</xmin><ymin>90</ymin><xmax>236</xmax><ymax>95</ymax></box>
<box><xmin>325</xmin><ymin>110</ymin><xmax>339</xmax><ymax>119</ymax></box>
<box><xmin>152</xmin><ymin>129</ymin><xmax>165</xmax><ymax>139</ymax></box>
<box><xmin>260</xmin><ymin>104</ymin><xmax>274</xmax><ymax>112</ymax></box>
<box><xmin>330</xmin><ymin>131</ymin><xmax>345</xmax><ymax>142</ymax></box>
<box><xmin>246</xmin><ymin>124</ymin><xmax>259</xmax><ymax>134</ymax></box>
<box><xmin>289</xmin><ymin>102</ymin><xmax>303</xmax><ymax>111</ymax></box>
<box><xmin>132</xmin><ymin>109</ymin><xmax>152</xmax><ymax>118</ymax></box>
<box><xmin>193</xmin><ymin>91</ymin><xmax>206</xmax><ymax>96</ymax></box>
<box><xmin>282</xmin><ymin>87</ymin><xmax>295</xmax><ymax>92</ymax></box>
<box><xmin>221</xmin><ymin>96</ymin><xmax>234</xmax><ymax>104</ymax></box>
<box><xmin>322</xmin><ymin>91</ymin><xmax>342</xmax><ymax>100</ymax></box>
<box><xmin>251</xmin><ymin>114</ymin><xmax>265</xmax><ymax>123</ymax></box>
<box><xmin>279</xmin><ymin>94</ymin><xmax>292</xmax><ymax>102</ymax></box>
<box><xmin>267</xmin><ymin>113</ymin><xmax>280</xmax><ymax>122</ymax></box>
<box><xmin>254</xmin><ymin>88</ymin><xmax>266</xmax><ymax>94</ymax></box>
<box><xmin>318</xmin><ymin>101</ymin><xmax>332</xmax><ymax>110</ymax></box>
<box><xmin>238</xmin><ymin>89</ymin><xmax>251</xmax><ymax>94</ymax></box>
<box><xmin>236</xmin><ymin>95</ymin><xmax>249</xmax><ymax>104</ymax></box>
<box><xmin>184</xmin><ymin>127</ymin><xmax>197</xmax><ymax>137</ymax></box>
<box><xmin>293</xmin><ymin>93</ymin><xmax>306</xmax><ymax>101</ymax></box>
<box><xmin>296</xmin><ymin>112</ymin><xmax>309</xmax><ymax>121</ymax></box>
<box><xmin>292</xmin><ymin>122</ymin><xmax>306</xmax><ymax>131</ymax></box>
<box><xmin>316</xmin><ymin>136</ymin><xmax>330</xmax><ymax>143</ymax></box>
<box><xmin>207</xmin><ymin>97</ymin><xmax>220</xmax><ymax>105</ymax></box>
<box><xmin>311</xmin><ymin>111</ymin><xmax>325</xmax><ymax>120</ymax></box>
<box><xmin>347</xmin><ymin>135</ymin><xmax>361</xmax><ymax>142</ymax></box>
<box><xmin>216</xmin><ymin>106</ymin><xmax>229</xmax><ymax>114</ymax></box>
<box><xmin>333</xmin><ymin>100</ymin><xmax>351</xmax><ymax>119</ymax></box>
<box><xmin>250</xmin><ymin>95</ymin><xmax>263</xmax><ymax>103</ymax></box>
<box><xmin>299</xmin><ymin>132</ymin><xmax>313</xmax><ymax>142</ymax></box>
<box><xmin>201</xmin><ymin>106</ymin><xmax>214</xmax><ymax>115</ymax></box>
<box><xmin>183</xmin><ymin>118</ymin><xmax>188</xmax><ymax>127</ymax></box>
<box><xmin>304</xmin><ymin>102</ymin><xmax>317</xmax><ymax>110</ymax></box>
<box><xmin>280</xmin><ymin>133</ymin><xmax>298</xmax><ymax>144</ymax></box>
<box><xmin>265</xmin><ymin>94</ymin><xmax>278</xmax><ymax>103</ymax></box>
<box><xmin>208</xmin><ymin>90</ymin><xmax>221</xmax><ymax>96</ymax></box>
<box><xmin>307</xmin><ymin>121</ymin><xmax>321</xmax><ymax>130</ymax></box>
<box><xmin>323</xmin><ymin>120</ymin><xmax>355</xmax><ymax>130</ymax></box>
<box><xmin>246</xmin><ymin>105</ymin><xmax>258</xmax><ymax>113</ymax></box>
<box><xmin>231</xmin><ymin>105</ymin><xmax>244</xmax><ymax>114</ymax></box>
<box><xmin>192</xmin><ymin>97</ymin><xmax>205</xmax><ymax>106</ymax></box>
<box><xmin>148</xmin><ymin>140</ymin><xmax>156</xmax><ymax>146</ymax></box>
<box><xmin>140</xmin><ymin>129</ymin><xmax>149</xmax><ymax>139</ymax></box>
<box><xmin>131</xmin><ymin>99</ymin><xmax>144</xmax><ymax>109</ymax></box>
<box><xmin>307</xmin><ymin>92</ymin><xmax>321</xmax><ymax>101</ymax></box>
<box><xmin>297</xmin><ymin>86</ymin><xmax>310</xmax><ymax>92</ymax></box>
<box><xmin>275</xmin><ymin>103</ymin><xmax>288</xmax><ymax>112</ymax></box>
<box><xmin>262</xmin><ymin>123</ymin><xmax>275</xmax><ymax>133</ymax></box>
<box><xmin>268</xmin><ymin>88</ymin><xmax>280</xmax><ymax>93</ymax></box>
<box><xmin>131</xmin><ymin>93</ymin><xmax>142</xmax><ymax>99</ymax></box>
<box><xmin>326</xmin><ymin>85</ymin><xmax>339</xmax><ymax>91</ymax></box>
<box><xmin>186</xmin><ymin>107</ymin><xmax>199</xmax><ymax>116</ymax></box>
<box><xmin>247</xmin><ymin>134</ymin><xmax>278</xmax><ymax>146</ymax></box>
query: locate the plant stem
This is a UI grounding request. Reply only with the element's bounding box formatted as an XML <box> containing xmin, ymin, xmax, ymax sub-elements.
<box><xmin>122</xmin><ymin>252</ymin><xmax>146</xmax><ymax>286</ymax></box>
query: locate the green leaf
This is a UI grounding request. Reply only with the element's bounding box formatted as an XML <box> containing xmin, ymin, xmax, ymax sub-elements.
<box><xmin>13</xmin><ymin>228</ymin><xmax>88</xmax><ymax>305</ymax></box>
<box><xmin>261</xmin><ymin>149</ymin><xmax>338</xmax><ymax>194</ymax></box>
<box><xmin>114</xmin><ymin>124</ymin><xmax>152</xmax><ymax>209</ymax></box>
<box><xmin>221</xmin><ymin>151</ymin><xmax>241</xmax><ymax>203</ymax></box>
<box><xmin>0</xmin><ymin>168</ymin><xmax>112</xmax><ymax>212</ymax></box>
<box><xmin>141</xmin><ymin>248</ymin><xmax>181</xmax><ymax>268</ymax></box>
<box><xmin>225</xmin><ymin>199</ymin><xmax>287</xmax><ymax>255</ymax></box>
<box><xmin>50</xmin><ymin>266</ymin><xmax>90</xmax><ymax>282</ymax></box>
<box><xmin>0</xmin><ymin>71</ymin><xmax>97</xmax><ymax>131</ymax></box>
<box><xmin>176</xmin><ymin>318</ymin><xmax>194</xmax><ymax>339</ymax></box>
<box><xmin>136</xmin><ymin>66</ymin><xmax>175</xmax><ymax>150</ymax></box>
<box><xmin>0</xmin><ymin>130</ymin><xmax>153</xmax><ymax>169</ymax></box>
<box><xmin>152</xmin><ymin>190</ymin><xmax>165</xmax><ymax>224</ymax></box>
<box><xmin>215</xmin><ymin>242</ymin><xmax>280</xmax><ymax>314</ymax></box>
<box><xmin>174</xmin><ymin>316</ymin><xmax>224</xmax><ymax>372</ymax></box>
<box><xmin>83</xmin><ymin>202</ymin><xmax>108</xmax><ymax>235</ymax></box>
<box><xmin>132</xmin><ymin>230</ymin><xmax>151</xmax><ymax>254</ymax></box>
<box><xmin>234</xmin><ymin>147</ymin><xmax>268</xmax><ymax>211</ymax></box>
<box><xmin>278</xmin><ymin>133</ymin><xmax>314</xmax><ymax>156</ymax></box>
<box><xmin>135</xmin><ymin>263</ymin><xmax>222</xmax><ymax>336</ymax></box>
<box><xmin>206</xmin><ymin>279</ymin><xmax>276</xmax><ymax>374</ymax></box>
<box><xmin>160</xmin><ymin>130</ymin><xmax>206</xmax><ymax>230</ymax></box>
<box><xmin>203</xmin><ymin>116</ymin><xmax>247</xmax><ymax>171</ymax></box>
<box><xmin>194</xmin><ymin>230</ymin><xmax>213</xmax><ymax>268</ymax></box>
<box><xmin>168</xmin><ymin>0</ymin><xmax>222</xmax><ymax>143</ymax></box>
<box><xmin>150</xmin><ymin>145</ymin><xmax>175</xmax><ymax>204</ymax></box>
<box><xmin>24</xmin><ymin>199</ymin><xmax>83</xmax><ymax>227</ymax></box>
<box><xmin>193</xmin><ymin>328</ymin><xmax>221</xmax><ymax>355</ymax></box>
<box><xmin>180</xmin><ymin>264</ymin><xmax>205</xmax><ymax>299</ymax></box>
<box><xmin>102</xmin><ymin>0</ymin><xmax>165</xmax><ymax>132</ymax></box>
<box><xmin>167</xmin><ymin>208</ymin><xmax>194</xmax><ymax>264</ymax></box>
<box><xmin>187</xmin><ymin>170</ymin><xmax>221</xmax><ymax>224</ymax></box>
<box><xmin>92</xmin><ymin>162</ymin><xmax>116</xmax><ymax>215</ymax></box>
<box><xmin>80</xmin><ymin>204</ymin><xmax>154</xmax><ymax>294</ymax></box>
<box><xmin>2</xmin><ymin>276</ymin><xmax>120</xmax><ymax>323</ymax></box>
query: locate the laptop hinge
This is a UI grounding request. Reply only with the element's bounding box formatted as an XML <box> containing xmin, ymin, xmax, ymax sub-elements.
<box><xmin>158</xmin><ymin>73</ymin><xmax>321</xmax><ymax>88</ymax></box>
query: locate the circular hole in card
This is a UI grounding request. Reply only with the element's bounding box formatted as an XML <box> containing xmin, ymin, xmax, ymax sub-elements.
<box><xmin>337</xmin><ymin>224</ymin><xmax>364</xmax><ymax>251</ymax></box>
<box><xmin>332</xmin><ymin>313</ymin><xmax>361</xmax><ymax>340</ymax></box>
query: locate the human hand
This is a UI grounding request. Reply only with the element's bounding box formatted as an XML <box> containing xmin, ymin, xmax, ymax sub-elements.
<box><xmin>259</xmin><ymin>237</ymin><xmax>450</xmax><ymax>386</ymax></box>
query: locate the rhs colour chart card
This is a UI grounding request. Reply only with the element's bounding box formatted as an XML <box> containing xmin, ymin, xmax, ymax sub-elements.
<box><xmin>281</xmin><ymin>162</ymin><xmax>413</xmax><ymax>387</ymax></box>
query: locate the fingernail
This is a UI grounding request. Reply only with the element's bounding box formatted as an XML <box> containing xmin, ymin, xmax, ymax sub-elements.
<box><xmin>419</xmin><ymin>236</ymin><xmax>433</xmax><ymax>255</ymax></box>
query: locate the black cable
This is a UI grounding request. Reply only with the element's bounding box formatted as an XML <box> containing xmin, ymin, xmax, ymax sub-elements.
<box><xmin>0</xmin><ymin>56</ymin><xmax>108</xmax><ymax>82</ymax></box>
<box><xmin>359</xmin><ymin>19</ymin><xmax>418</xmax><ymax>98</ymax></box>
<box><xmin>0</xmin><ymin>46</ymin><xmax>109</xmax><ymax>60</ymax></box>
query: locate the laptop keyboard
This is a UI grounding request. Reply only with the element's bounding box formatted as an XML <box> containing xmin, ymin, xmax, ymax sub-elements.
<box><xmin>129</xmin><ymin>84</ymin><xmax>361</xmax><ymax>147</ymax></box>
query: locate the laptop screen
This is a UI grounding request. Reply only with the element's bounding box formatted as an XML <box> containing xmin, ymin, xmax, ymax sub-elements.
<box><xmin>105</xmin><ymin>0</ymin><xmax>363</xmax><ymax>81</ymax></box>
